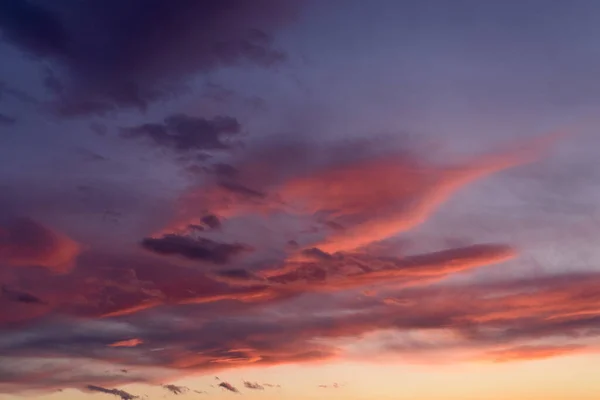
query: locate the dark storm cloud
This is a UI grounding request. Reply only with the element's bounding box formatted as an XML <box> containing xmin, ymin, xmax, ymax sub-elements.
<box><xmin>0</xmin><ymin>0</ymin><xmax>298</xmax><ymax>115</ymax></box>
<box><xmin>120</xmin><ymin>114</ymin><xmax>242</xmax><ymax>153</ymax></box>
<box><xmin>141</xmin><ymin>234</ymin><xmax>252</xmax><ymax>264</ymax></box>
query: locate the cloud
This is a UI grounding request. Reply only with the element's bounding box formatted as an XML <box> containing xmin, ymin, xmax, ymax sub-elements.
<box><xmin>141</xmin><ymin>234</ymin><xmax>252</xmax><ymax>264</ymax></box>
<box><xmin>243</xmin><ymin>381</ymin><xmax>264</xmax><ymax>390</ymax></box>
<box><xmin>0</xmin><ymin>250</ymin><xmax>276</xmax><ymax>325</ymax></box>
<box><xmin>0</xmin><ymin>217</ymin><xmax>81</xmax><ymax>272</ymax></box>
<box><xmin>162</xmin><ymin>384</ymin><xmax>189</xmax><ymax>395</ymax></box>
<box><xmin>157</xmin><ymin>132</ymin><xmax>560</xmax><ymax>247</ymax></box>
<box><xmin>3</xmin><ymin>270</ymin><xmax>600</xmax><ymax>390</ymax></box>
<box><xmin>0</xmin><ymin>113</ymin><xmax>16</xmax><ymax>126</ymax></box>
<box><xmin>120</xmin><ymin>114</ymin><xmax>242</xmax><ymax>153</ymax></box>
<box><xmin>318</xmin><ymin>383</ymin><xmax>340</xmax><ymax>389</ymax></box>
<box><xmin>262</xmin><ymin>383</ymin><xmax>281</xmax><ymax>388</ymax></box>
<box><xmin>480</xmin><ymin>344</ymin><xmax>589</xmax><ymax>363</ymax></box>
<box><xmin>85</xmin><ymin>385</ymin><xmax>138</xmax><ymax>400</ymax></box>
<box><xmin>278</xmin><ymin>133</ymin><xmax>562</xmax><ymax>253</ymax></box>
<box><xmin>209</xmin><ymin>269</ymin><xmax>267</xmax><ymax>287</ymax></box>
<box><xmin>109</xmin><ymin>339</ymin><xmax>143</xmax><ymax>348</ymax></box>
<box><xmin>261</xmin><ymin>244</ymin><xmax>515</xmax><ymax>292</ymax></box>
<box><xmin>0</xmin><ymin>81</ymin><xmax>37</xmax><ymax>104</ymax></box>
<box><xmin>1</xmin><ymin>285</ymin><xmax>45</xmax><ymax>304</ymax></box>
<box><xmin>0</xmin><ymin>134</ymin><xmax>574</xmax><ymax>393</ymax></box>
<box><xmin>218</xmin><ymin>382</ymin><xmax>240</xmax><ymax>393</ymax></box>
<box><xmin>201</xmin><ymin>214</ymin><xmax>222</xmax><ymax>230</ymax></box>
<box><xmin>0</xmin><ymin>0</ymin><xmax>298</xmax><ymax>115</ymax></box>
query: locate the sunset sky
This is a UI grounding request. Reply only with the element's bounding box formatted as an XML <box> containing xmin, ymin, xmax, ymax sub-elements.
<box><xmin>1</xmin><ymin>1</ymin><xmax>600</xmax><ymax>400</ymax></box>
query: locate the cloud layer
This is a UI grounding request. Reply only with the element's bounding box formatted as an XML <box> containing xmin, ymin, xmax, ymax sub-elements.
<box><xmin>1</xmin><ymin>132</ymin><xmax>591</xmax><ymax>397</ymax></box>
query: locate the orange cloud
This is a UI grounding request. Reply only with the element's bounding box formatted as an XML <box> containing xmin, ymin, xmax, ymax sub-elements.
<box><xmin>4</xmin><ymin>272</ymin><xmax>600</xmax><ymax>390</ymax></box>
<box><xmin>479</xmin><ymin>344</ymin><xmax>588</xmax><ymax>363</ymax></box>
<box><xmin>109</xmin><ymin>338</ymin><xmax>144</xmax><ymax>348</ymax></box>
<box><xmin>261</xmin><ymin>244</ymin><xmax>515</xmax><ymax>292</ymax></box>
<box><xmin>288</xmin><ymin>133</ymin><xmax>561</xmax><ymax>253</ymax></box>
<box><xmin>155</xmin><ymin>133</ymin><xmax>560</xmax><ymax>255</ymax></box>
<box><xmin>0</xmin><ymin>218</ymin><xmax>81</xmax><ymax>273</ymax></box>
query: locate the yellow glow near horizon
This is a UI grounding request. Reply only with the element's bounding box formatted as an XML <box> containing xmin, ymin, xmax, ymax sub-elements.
<box><xmin>3</xmin><ymin>354</ymin><xmax>599</xmax><ymax>400</ymax></box>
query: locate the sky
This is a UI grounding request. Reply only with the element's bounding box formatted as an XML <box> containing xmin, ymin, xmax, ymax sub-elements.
<box><xmin>1</xmin><ymin>1</ymin><xmax>600</xmax><ymax>399</ymax></box>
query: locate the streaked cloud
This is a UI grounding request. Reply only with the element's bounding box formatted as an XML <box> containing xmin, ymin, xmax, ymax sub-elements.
<box><xmin>85</xmin><ymin>385</ymin><xmax>138</xmax><ymax>400</ymax></box>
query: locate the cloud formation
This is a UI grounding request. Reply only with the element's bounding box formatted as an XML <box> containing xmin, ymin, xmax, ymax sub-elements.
<box><xmin>0</xmin><ymin>0</ymin><xmax>297</xmax><ymax>115</ymax></box>
<box><xmin>157</xmin><ymin>132</ymin><xmax>560</xmax><ymax>249</ymax></box>
<box><xmin>141</xmin><ymin>235</ymin><xmax>252</xmax><ymax>265</ymax></box>
<box><xmin>85</xmin><ymin>385</ymin><xmax>138</xmax><ymax>400</ymax></box>
<box><xmin>480</xmin><ymin>344</ymin><xmax>589</xmax><ymax>363</ymax></box>
<box><xmin>0</xmin><ymin>218</ymin><xmax>80</xmax><ymax>272</ymax></box>
<box><xmin>218</xmin><ymin>382</ymin><xmax>239</xmax><ymax>393</ymax></box>
<box><xmin>243</xmin><ymin>381</ymin><xmax>264</xmax><ymax>390</ymax></box>
<box><xmin>1</xmin><ymin>285</ymin><xmax>44</xmax><ymax>304</ymax></box>
<box><xmin>0</xmin><ymin>134</ymin><xmax>582</xmax><ymax>395</ymax></box>
<box><xmin>120</xmin><ymin>114</ymin><xmax>242</xmax><ymax>153</ymax></box>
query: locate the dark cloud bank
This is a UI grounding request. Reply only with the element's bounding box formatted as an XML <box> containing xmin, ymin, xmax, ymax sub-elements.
<box><xmin>0</xmin><ymin>0</ymin><xmax>297</xmax><ymax>116</ymax></box>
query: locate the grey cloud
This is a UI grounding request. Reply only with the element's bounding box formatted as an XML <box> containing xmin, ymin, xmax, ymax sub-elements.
<box><xmin>121</xmin><ymin>114</ymin><xmax>242</xmax><ymax>153</ymax></box>
<box><xmin>0</xmin><ymin>0</ymin><xmax>298</xmax><ymax>115</ymax></box>
<box><xmin>162</xmin><ymin>384</ymin><xmax>189</xmax><ymax>395</ymax></box>
<box><xmin>243</xmin><ymin>381</ymin><xmax>264</xmax><ymax>390</ymax></box>
<box><xmin>218</xmin><ymin>382</ymin><xmax>239</xmax><ymax>393</ymax></box>
<box><xmin>141</xmin><ymin>234</ymin><xmax>252</xmax><ymax>264</ymax></box>
<box><xmin>85</xmin><ymin>385</ymin><xmax>138</xmax><ymax>400</ymax></box>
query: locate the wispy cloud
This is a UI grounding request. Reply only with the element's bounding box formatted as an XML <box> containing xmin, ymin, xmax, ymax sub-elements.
<box><xmin>162</xmin><ymin>384</ymin><xmax>189</xmax><ymax>395</ymax></box>
<box><xmin>479</xmin><ymin>344</ymin><xmax>589</xmax><ymax>363</ymax></box>
<box><xmin>85</xmin><ymin>385</ymin><xmax>138</xmax><ymax>400</ymax></box>
<box><xmin>243</xmin><ymin>381</ymin><xmax>264</xmax><ymax>390</ymax></box>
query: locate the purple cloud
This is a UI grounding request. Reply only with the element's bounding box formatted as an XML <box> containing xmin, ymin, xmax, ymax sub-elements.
<box><xmin>0</xmin><ymin>0</ymin><xmax>299</xmax><ymax>116</ymax></box>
